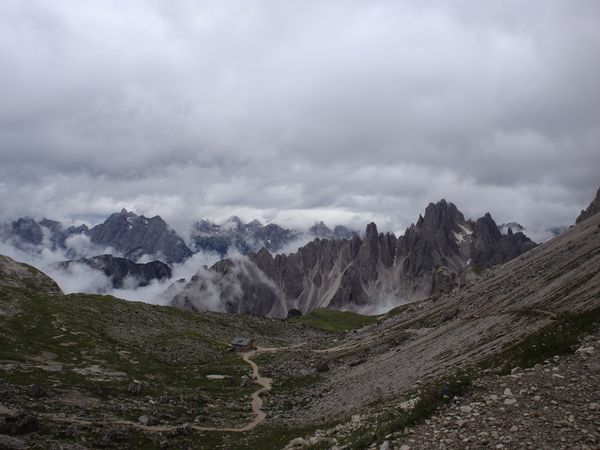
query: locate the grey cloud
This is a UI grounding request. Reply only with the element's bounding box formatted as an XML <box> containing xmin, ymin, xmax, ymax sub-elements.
<box><xmin>0</xmin><ymin>0</ymin><xmax>599</xmax><ymax>242</ymax></box>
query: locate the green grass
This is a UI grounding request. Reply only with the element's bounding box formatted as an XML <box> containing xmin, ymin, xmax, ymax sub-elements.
<box><xmin>471</xmin><ymin>265</ymin><xmax>485</xmax><ymax>275</ymax></box>
<box><xmin>0</xmin><ymin>286</ymin><xmax>258</xmax><ymax>414</ymax></box>
<box><xmin>384</xmin><ymin>302</ymin><xmax>417</xmax><ymax>318</ymax></box>
<box><xmin>293</xmin><ymin>308</ymin><xmax>377</xmax><ymax>333</ymax></box>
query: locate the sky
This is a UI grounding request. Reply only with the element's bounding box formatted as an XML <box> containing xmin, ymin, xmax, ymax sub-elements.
<box><xmin>1</xmin><ymin>0</ymin><xmax>599</xmax><ymax>241</ymax></box>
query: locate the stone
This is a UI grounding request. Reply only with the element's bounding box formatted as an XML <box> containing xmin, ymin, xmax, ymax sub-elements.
<box><xmin>459</xmin><ymin>406</ymin><xmax>473</xmax><ymax>413</ymax></box>
<box><xmin>0</xmin><ymin>435</ymin><xmax>26</xmax><ymax>449</ymax></box>
<box><xmin>127</xmin><ymin>380</ymin><xmax>143</xmax><ymax>395</ymax></box>
<box><xmin>284</xmin><ymin>437</ymin><xmax>308</xmax><ymax>449</ymax></box>
<box><xmin>138</xmin><ymin>415</ymin><xmax>159</xmax><ymax>426</ymax></box>
<box><xmin>503</xmin><ymin>388</ymin><xmax>513</xmax><ymax>397</ymax></box>
<box><xmin>504</xmin><ymin>398</ymin><xmax>517</xmax><ymax>406</ymax></box>
<box><xmin>576</xmin><ymin>346</ymin><xmax>595</xmax><ymax>355</ymax></box>
<box><xmin>103</xmin><ymin>428</ymin><xmax>130</xmax><ymax>443</ymax></box>
<box><xmin>0</xmin><ymin>411</ymin><xmax>38</xmax><ymax>435</ymax></box>
<box><xmin>379</xmin><ymin>441</ymin><xmax>390</xmax><ymax>450</ymax></box>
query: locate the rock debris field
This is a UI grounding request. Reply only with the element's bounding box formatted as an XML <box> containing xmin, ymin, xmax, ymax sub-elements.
<box><xmin>378</xmin><ymin>330</ymin><xmax>600</xmax><ymax>450</ymax></box>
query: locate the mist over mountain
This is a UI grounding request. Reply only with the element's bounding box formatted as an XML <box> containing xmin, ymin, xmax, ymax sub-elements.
<box><xmin>0</xmin><ymin>197</ymin><xmax>539</xmax><ymax>317</ymax></box>
<box><xmin>0</xmin><ymin>208</ymin><xmax>360</xmax><ymax>306</ymax></box>
<box><xmin>56</xmin><ymin>255</ymin><xmax>172</xmax><ymax>290</ymax></box>
<box><xmin>171</xmin><ymin>199</ymin><xmax>537</xmax><ymax>317</ymax></box>
<box><xmin>190</xmin><ymin>216</ymin><xmax>356</xmax><ymax>257</ymax></box>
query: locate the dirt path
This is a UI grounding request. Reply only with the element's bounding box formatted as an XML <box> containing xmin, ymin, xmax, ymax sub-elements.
<box><xmin>41</xmin><ymin>344</ymin><xmax>304</xmax><ymax>433</ymax></box>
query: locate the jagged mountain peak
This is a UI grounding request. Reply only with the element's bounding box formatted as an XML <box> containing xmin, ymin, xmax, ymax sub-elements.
<box><xmin>473</xmin><ymin>213</ymin><xmax>502</xmax><ymax>241</ymax></box>
<box><xmin>174</xmin><ymin>197</ymin><xmax>539</xmax><ymax>317</ymax></box>
<box><xmin>309</xmin><ymin>221</ymin><xmax>333</xmax><ymax>237</ymax></box>
<box><xmin>421</xmin><ymin>199</ymin><xmax>465</xmax><ymax>231</ymax></box>
<box><xmin>88</xmin><ymin>210</ymin><xmax>191</xmax><ymax>263</ymax></box>
<box><xmin>9</xmin><ymin>217</ymin><xmax>45</xmax><ymax>246</ymax></box>
<box><xmin>333</xmin><ymin>225</ymin><xmax>356</xmax><ymax>239</ymax></box>
<box><xmin>363</xmin><ymin>222</ymin><xmax>379</xmax><ymax>241</ymax></box>
<box><xmin>576</xmin><ymin>185</ymin><xmax>600</xmax><ymax>224</ymax></box>
<box><xmin>224</xmin><ymin>216</ymin><xmax>246</xmax><ymax>230</ymax></box>
<box><xmin>246</xmin><ymin>219</ymin><xmax>263</xmax><ymax>230</ymax></box>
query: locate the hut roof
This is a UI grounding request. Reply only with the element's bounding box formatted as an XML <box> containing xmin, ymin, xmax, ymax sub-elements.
<box><xmin>231</xmin><ymin>337</ymin><xmax>252</xmax><ymax>346</ymax></box>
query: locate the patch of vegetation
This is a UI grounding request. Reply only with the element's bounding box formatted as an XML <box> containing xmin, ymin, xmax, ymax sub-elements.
<box><xmin>273</xmin><ymin>373</ymin><xmax>322</xmax><ymax>393</ymax></box>
<box><xmin>293</xmin><ymin>308</ymin><xmax>377</xmax><ymax>333</ymax></box>
<box><xmin>0</xmin><ymin>286</ymin><xmax>260</xmax><ymax>426</ymax></box>
<box><xmin>383</xmin><ymin>302</ymin><xmax>418</xmax><ymax>318</ymax></box>
<box><xmin>347</xmin><ymin>372</ymin><xmax>473</xmax><ymax>449</ymax></box>
<box><xmin>188</xmin><ymin>420</ymin><xmax>342</xmax><ymax>450</ymax></box>
<box><xmin>481</xmin><ymin>305</ymin><xmax>600</xmax><ymax>373</ymax></box>
<box><xmin>471</xmin><ymin>265</ymin><xmax>485</xmax><ymax>275</ymax></box>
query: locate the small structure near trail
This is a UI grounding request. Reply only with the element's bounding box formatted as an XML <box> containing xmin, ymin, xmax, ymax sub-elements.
<box><xmin>230</xmin><ymin>337</ymin><xmax>256</xmax><ymax>352</ymax></box>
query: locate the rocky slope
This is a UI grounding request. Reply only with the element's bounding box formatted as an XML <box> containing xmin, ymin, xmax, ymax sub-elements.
<box><xmin>381</xmin><ymin>332</ymin><xmax>600</xmax><ymax>450</ymax></box>
<box><xmin>289</xmin><ymin>329</ymin><xmax>600</xmax><ymax>450</ymax></box>
<box><xmin>173</xmin><ymin>200</ymin><xmax>537</xmax><ymax>317</ymax></box>
<box><xmin>56</xmin><ymin>255</ymin><xmax>172</xmax><ymax>289</ymax></box>
<box><xmin>0</xmin><ymin>254</ymin><xmax>62</xmax><ymax>294</ymax></box>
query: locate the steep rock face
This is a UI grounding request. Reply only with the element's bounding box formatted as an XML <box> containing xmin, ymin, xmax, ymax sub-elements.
<box><xmin>396</xmin><ymin>200</ymin><xmax>467</xmax><ymax>278</ymax></box>
<box><xmin>87</xmin><ymin>209</ymin><xmax>192</xmax><ymax>263</ymax></box>
<box><xmin>172</xmin><ymin>199</ymin><xmax>538</xmax><ymax>316</ymax></box>
<box><xmin>576</xmin><ymin>186</ymin><xmax>600</xmax><ymax>224</ymax></box>
<box><xmin>8</xmin><ymin>217</ymin><xmax>44</xmax><ymax>247</ymax></box>
<box><xmin>58</xmin><ymin>255</ymin><xmax>172</xmax><ymax>289</ymax></box>
<box><xmin>171</xmin><ymin>257</ymin><xmax>287</xmax><ymax>317</ymax></box>
<box><xmin>470</xmin><ymin>214</ymin><xmax>536</xmax><ymax>266</ymax></box>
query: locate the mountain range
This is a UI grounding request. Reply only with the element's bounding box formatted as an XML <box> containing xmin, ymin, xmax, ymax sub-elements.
<box><xmin>8</xmin><ymin>190</ymin><xmax>597</xmax><ymax>317</ymax></box>
<box><xmin>0</xmin><ymin>210</ymin><xmax>359</xmax><ymax>296</ymax></box>
<box><xmin>0</xmin><ymin>210</ymin><xmax>191</xmax><ymax>263</ymax></box>
<box><xmin>0</xmin><ymin>211</ymin><xmax>356</xmax><ymax>263</ymax></box>
<box><xmin>172</xmin><ymin>200</ymin><xmax>537</xmax><ymax>317</ymax></box>
<box><xmin>190</xmin><ymin>217</ymin><xmax>356</xmax><ymax>256</ymax></box>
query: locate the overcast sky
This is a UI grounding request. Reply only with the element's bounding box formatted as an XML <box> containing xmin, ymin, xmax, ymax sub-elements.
<box><xmin>1</xmin><ymin>0</ymin><xmax>599</xmax><ymax>240</ymax></box>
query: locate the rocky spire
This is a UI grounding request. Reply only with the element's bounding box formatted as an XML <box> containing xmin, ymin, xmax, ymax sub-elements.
<box><xmin>576</xmin><ymin>186</ymin><xmax>600</xmax><ymax>224</ymax></box>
